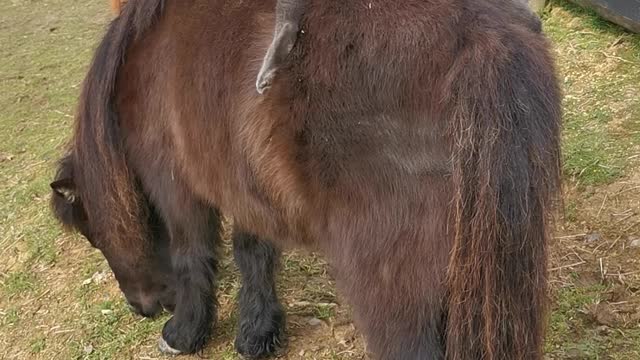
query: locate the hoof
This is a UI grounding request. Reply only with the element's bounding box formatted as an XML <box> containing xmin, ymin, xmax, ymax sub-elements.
<box><xmin>235</xmin><ymin>325</ymin><xmax>286</xmax><ymax>359</ymax></box>
<box><xmin>158</xmin><ymin>336</ymin><xmax>182</xmax><ymax>356</ymax></box>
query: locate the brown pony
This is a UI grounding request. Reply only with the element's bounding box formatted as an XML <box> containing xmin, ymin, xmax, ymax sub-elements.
<box><xmin>50</xmin><ymin>0</ymin><xmax>561</xmax><ymax>358</ymax></box>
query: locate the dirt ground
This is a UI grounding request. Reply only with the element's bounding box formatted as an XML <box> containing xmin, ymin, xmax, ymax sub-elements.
<box><xmin>0</xmin><ymin>0</ymin><xmax>639</xmax><ymax>359</ymax></box>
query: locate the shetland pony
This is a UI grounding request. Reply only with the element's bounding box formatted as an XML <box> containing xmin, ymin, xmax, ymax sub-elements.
<box><xmin>51</xmin><ymin>0</ymin><xmax>561</xmax><ymax>358</ymax></box>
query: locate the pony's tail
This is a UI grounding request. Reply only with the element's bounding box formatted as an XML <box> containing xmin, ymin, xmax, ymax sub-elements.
<box><xmin>71</xmin><ymin>0</ymin><xmax>164</xmax><ymax>249</ymax></box>
<box><xmin>445</xmin><ymin>31</ymin><xmax>562</xmax><ymax>360</ymax></box>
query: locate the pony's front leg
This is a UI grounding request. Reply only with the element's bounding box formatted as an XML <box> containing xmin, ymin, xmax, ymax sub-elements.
<box><xmin>232</xmin><ymin>230</ymin><xmax>286</xmax><ymax>358</ymax></box>
<box><xmin>151</xmin><ymin>181</ymin><xmax>221</xmax><ymax>355</ymax></box>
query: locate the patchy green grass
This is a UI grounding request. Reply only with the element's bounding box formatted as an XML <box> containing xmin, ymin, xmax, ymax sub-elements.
<box><xmin>547</xmin><ymin>284</ymin><xmax>605</xmax><ymax>355</ymax></box>
<box><xmin>2</xmin><ymin>271</ymin><xmax>38</xmax><ymax>297</ymax></box>
<box><xmin>547</xmin><ymin>283</ymin><xmax>640</xmax><ymax>359</ymax></box>
<box><xmin>0</xmin><ymin>0</ymin><xmax>639</xmax><ymax>359</ymax></box>
<box><xmin>543</xmin><ymin>0</ymin><xmax>640</xmax><ymax>186</ymax></box>
<box><xmin>67</xmin><ymin>299</ymin><xmax>168</xmax><ymax>359</ymax></box>
<box><xmin>29</xmin><ymin>336</ymin><xmax>47</xmax><ymax>354</ymax></box>
<box><xmin>312</xmin><ymin>304</ymin><xmax>335</xmax><ymax>321</ymax></box>
<box><xmin>542</xmin><ymin>2</ymin><xmax>640</xmax><ymax>358</ymax></box>
<box><xmin>0</xmin><ymin>307</ymin><xmax>21</xmax><ymax>328</ymax></box>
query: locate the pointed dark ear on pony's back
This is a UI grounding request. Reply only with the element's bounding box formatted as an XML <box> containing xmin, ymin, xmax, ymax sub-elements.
<box><xmin>50</xmin><ymin>177</ymin><xmax>77</xmax><ymax>204</ymax></box>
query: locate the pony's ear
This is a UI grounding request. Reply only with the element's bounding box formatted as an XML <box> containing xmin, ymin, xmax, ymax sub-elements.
<box><xmin>50</xmin><ymin>178</ymin><xmax>77</xmax><ymax>204</ymax></box>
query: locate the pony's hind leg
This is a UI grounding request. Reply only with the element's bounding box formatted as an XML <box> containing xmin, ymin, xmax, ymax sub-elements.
<box><xmin>233</xmin><ymin>229</ymin><xmax>286</xmax><ymax>358</ymax></box>
<box><xmin>329</xmin><ymin>217</ymin><xmax>450</xmax><ymax>359</ymax></box>
<box><xmin>352</xmin><ymin>283</ymin><xmax>446</xmax><ymax>360</ymax></box>
<box><xmin>146</xmin><ymin>176</ymin><xmax>221</xmax><ymax>354</ymax></box>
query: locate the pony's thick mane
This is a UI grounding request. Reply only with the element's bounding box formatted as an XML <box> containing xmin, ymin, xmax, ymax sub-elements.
<box><xmin>72</xmin><ymin>0</ymin><xmax>164</xmax><ymax>251</ymax></box>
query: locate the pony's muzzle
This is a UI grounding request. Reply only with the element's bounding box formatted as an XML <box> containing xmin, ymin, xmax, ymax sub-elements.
<box><xmin>127</xmin><ymin>298</ymin><xmax>163</xmax><ymax>318</ymax></box>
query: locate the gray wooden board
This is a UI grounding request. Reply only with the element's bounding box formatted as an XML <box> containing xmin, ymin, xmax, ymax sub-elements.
<box><xmin>569</xmin><ymin>0</ymin><xmax>640</xmax><ymax>33</ymax></box>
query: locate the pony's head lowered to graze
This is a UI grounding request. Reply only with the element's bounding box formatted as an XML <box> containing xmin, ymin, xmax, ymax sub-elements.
<box><xmin>50</xmin><ymin>153</ymin><xmax>176</xmax><ymax>318</ymax></box>
<box><xmin>49</xmin><ymin>0</ymin><xmax>177</xmax><ymax>319</ymax></box>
